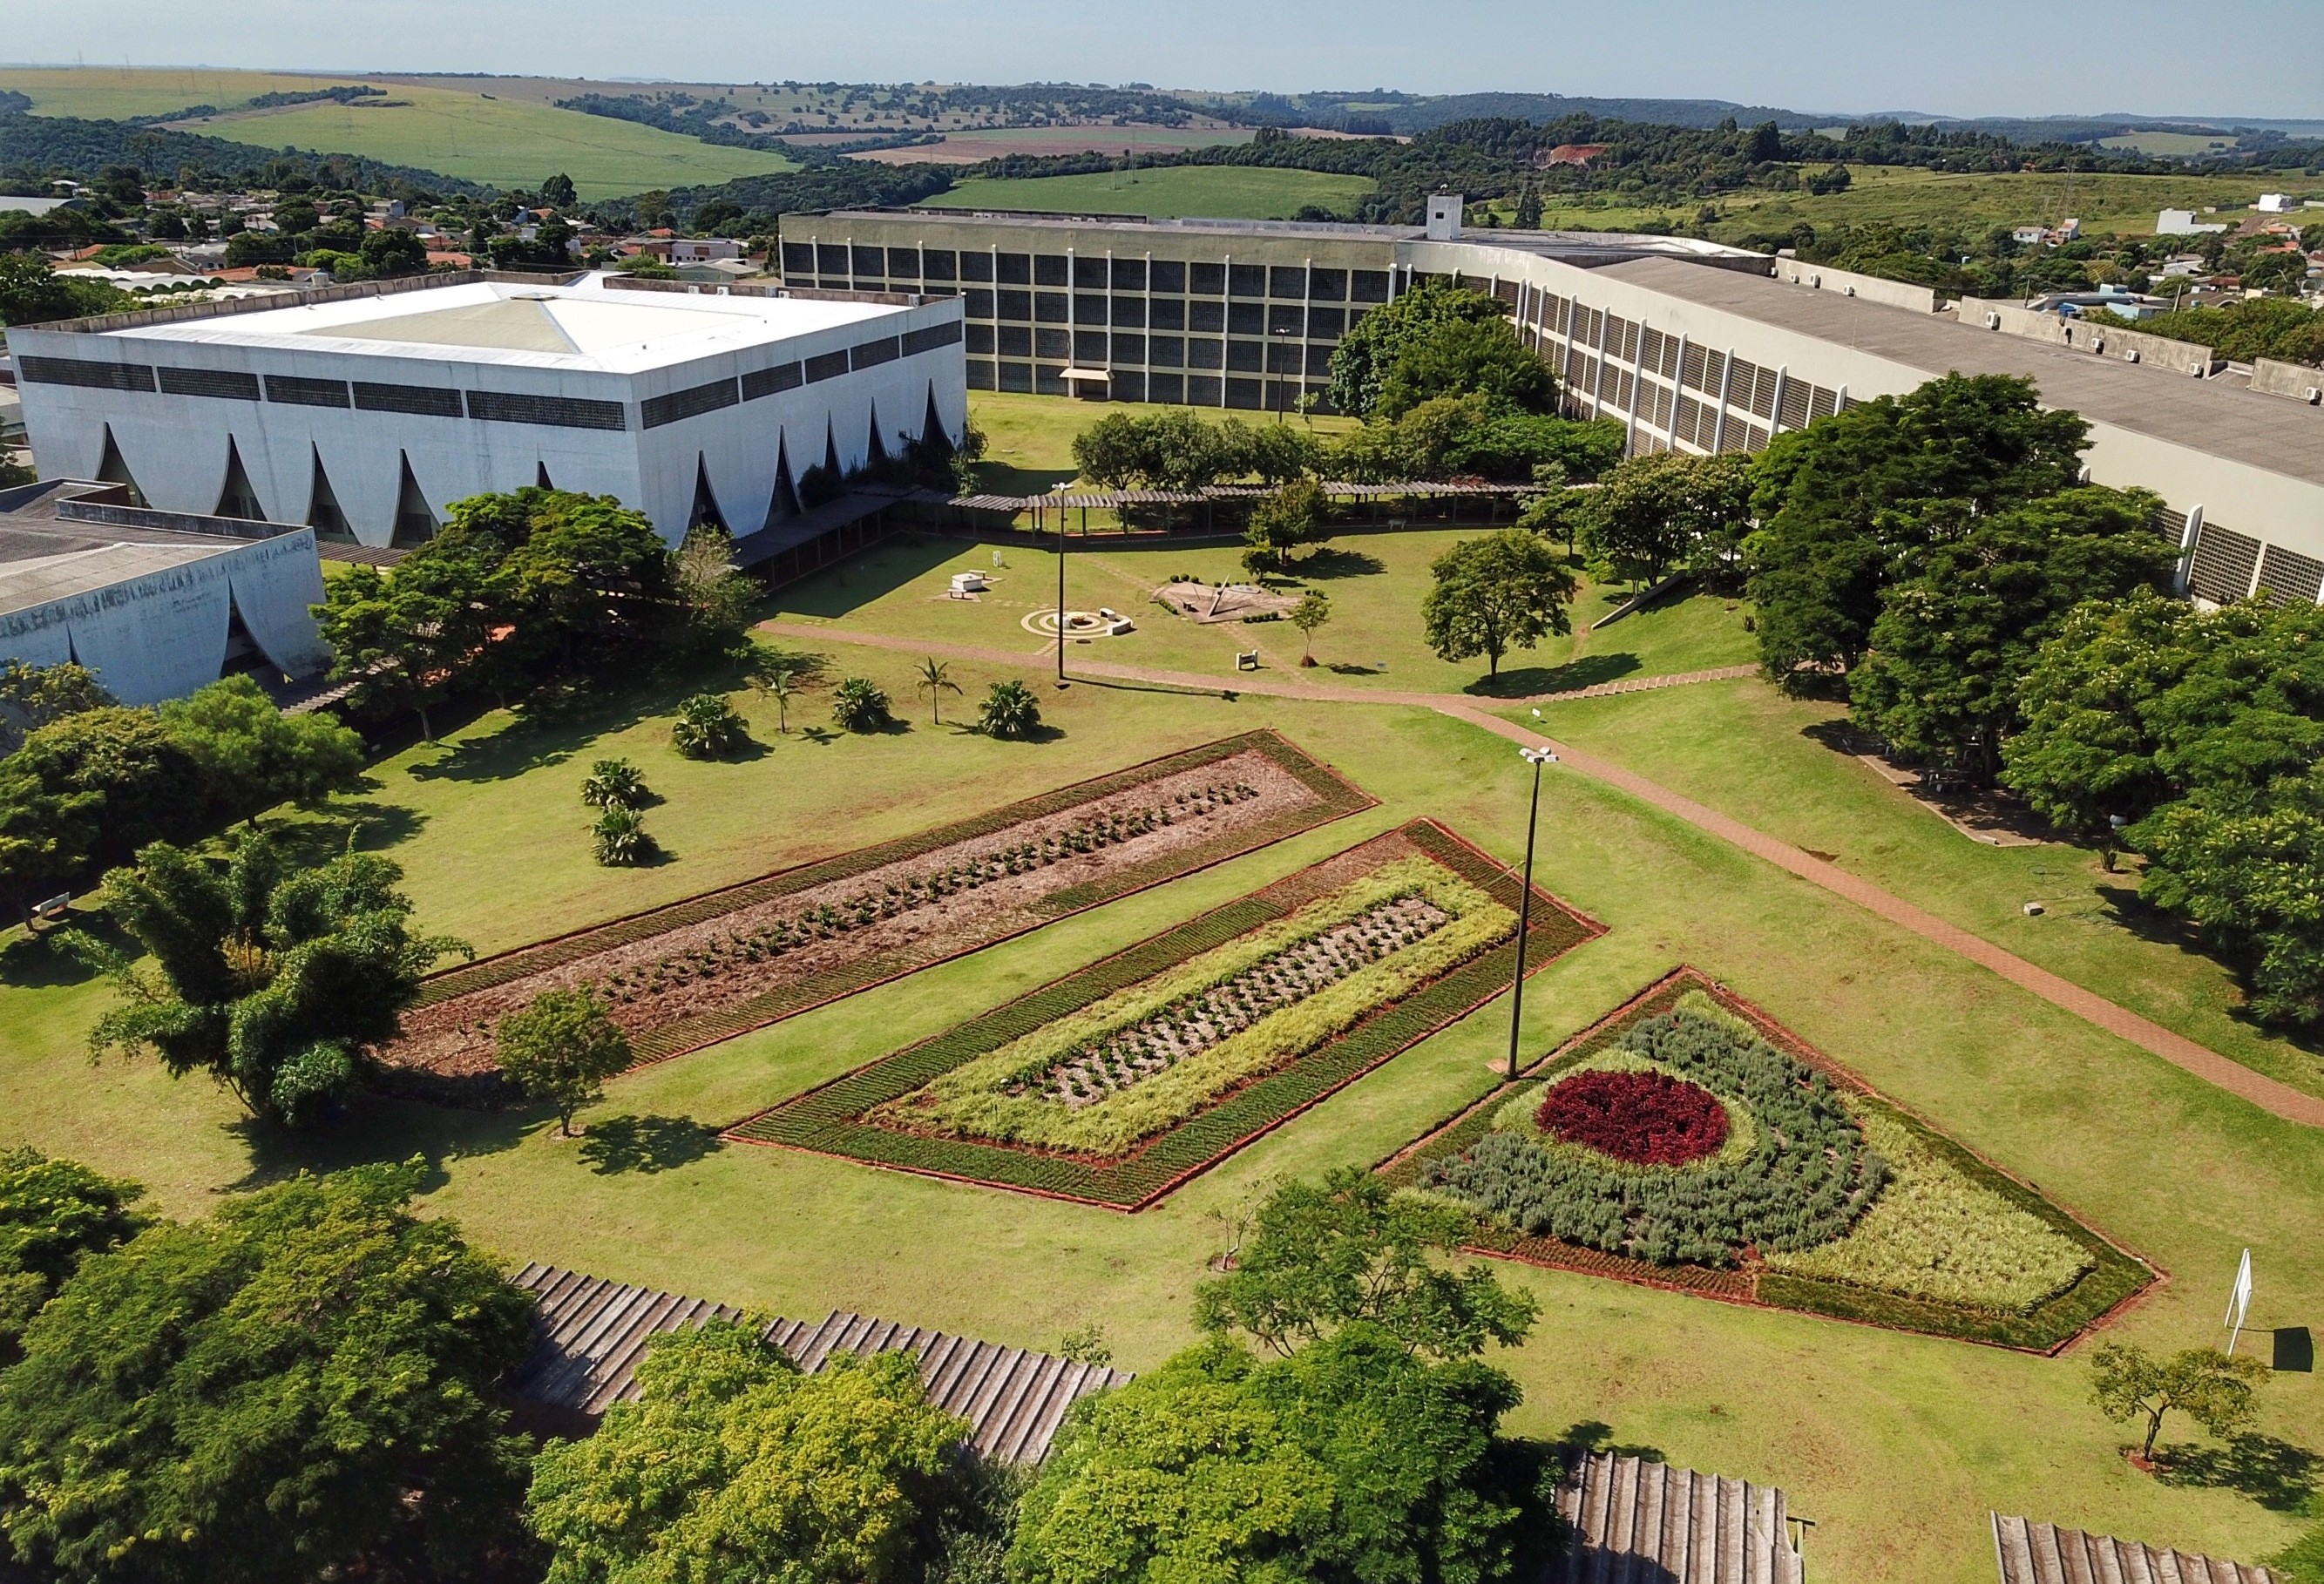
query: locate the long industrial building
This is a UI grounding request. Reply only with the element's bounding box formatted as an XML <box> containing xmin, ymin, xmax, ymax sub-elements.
<box><xmin>10</xmin><ymin>273</ymin><xmax>969</xmax><ymax>550</ymax></box>
<box><xmin>778</xmin><ymin>206</ymin><xmax>2324</xmax><ymax>605</ymax></box>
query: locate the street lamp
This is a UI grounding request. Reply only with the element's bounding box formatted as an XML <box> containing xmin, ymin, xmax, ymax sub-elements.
<box><xmin>1053</xmin><ymin>483</ymin><xmax>1069</xmax><ymax>687</ymax></box>
<box><xmin>1506</xmin><ymin>739</ymin><xmax>1558</xmax><ymax>1081</ymax></box>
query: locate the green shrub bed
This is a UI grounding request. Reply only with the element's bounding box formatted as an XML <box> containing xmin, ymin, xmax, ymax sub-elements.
<box><xmin>1383</xmin><ymin>970</ymin><xmax>2156</xmax><ymax>1350</ymax></box>
<box><xmin>726</xmin><ymin>822</ymin><xmax>1602</xmax><ymax>1209</ymax></box>
<box><xmin>1418</xmin><ymin>1005</ymin><xmax>1886</xmax><ymax>1267</ymax></box>
<box><xmin>418</xmin><ymin>729</ymin><xmax>1372</xmax><ymax>1006</ymax></box>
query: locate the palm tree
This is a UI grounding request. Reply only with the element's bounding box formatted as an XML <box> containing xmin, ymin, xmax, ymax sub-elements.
<box><xmin>914</xmin><ymin>657</ymin><xmax>963</xmax><ymax>724</ymax></box>
<box><xmin>762</xmin><ymin>670</ymin><xmax>796</xmax><ymax>733</ymax></box>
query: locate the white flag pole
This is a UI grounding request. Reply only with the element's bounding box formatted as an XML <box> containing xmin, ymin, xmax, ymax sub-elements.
<box><xmin>2224</xmin><ymin>1249</ymin><xmax>2253</xmax><ymax>1357</ymax></box>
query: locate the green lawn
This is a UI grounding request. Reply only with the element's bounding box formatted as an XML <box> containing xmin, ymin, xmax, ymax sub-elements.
<box><xmin>1526</xmin><ymin>679</ymin><xmax>2324</xmax><ymax>1101</ymax></box>
<box><xmin>922</xmin><ymin>166</ymin><xmax>1378</xmax><ymax>220</ymax></box>
<box><xmin>965</xmin><ymin>390</ymin><xmax>1361</xmax><ymax>498</ymax></box>
<box><xmin>3</xmin><ymin>614</ymin><xmax>2320</xmax><ymax>1582</ymax></box>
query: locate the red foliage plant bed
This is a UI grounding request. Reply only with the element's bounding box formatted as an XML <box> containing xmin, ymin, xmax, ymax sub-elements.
<box><xmin>1536</xmin><ymin>1069</ymin><xmax>1729</xmax><ymax>1166</ymax></box>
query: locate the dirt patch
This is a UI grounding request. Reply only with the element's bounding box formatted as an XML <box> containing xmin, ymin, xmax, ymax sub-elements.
<box><xmin>382</xmin><ymin>749</ymin><xmax>1324</xmax><ymax>1080</ymax></box>
<box><xmin>1155</xmin><ymin>581</ymin><xmax>1300</xmax><ymax>625</ymax></box>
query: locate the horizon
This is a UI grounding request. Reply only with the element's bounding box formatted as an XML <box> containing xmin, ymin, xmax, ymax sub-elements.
<box><xmin>7</xmin><ymin>0</ymin><xmax>2321</xmax><ymax>122</ymax></box>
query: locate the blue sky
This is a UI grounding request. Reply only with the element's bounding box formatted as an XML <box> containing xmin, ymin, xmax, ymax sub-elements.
<box><xmin>14</xmin><ymin>0</ymin><xmax>2323</xmax><ymax>121</ymax></box>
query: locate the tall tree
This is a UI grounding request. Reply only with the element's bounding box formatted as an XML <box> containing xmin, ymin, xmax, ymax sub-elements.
<box><xmin>158</xmin><ymin>674</ymin><xmax>366</xmax><ymax>825</ymax></box>
<box><xmin>1745</xmin><ymin>373</ymin><xmax>2090</xmax><ymax>685</ymax></box>
<box><xmin>1374</xmin><ymin>315</ymin><xmax>1557</xmax><ymax>422</ymax></box>
<box><xmin>1327</xmin><ymin>278</ymin><xmax>1530</xmax><ymax>419</ymax></box>
<box><xmin>0</xmin><ymin>1148</ymin><xmax>145</xmax><ymax>1357</ymax></box>
<box><xmin>495</xmin><ymin>986</ymin><xmax>634</xmax><ymax>1135</ymax></box>
<box><xmin>1846</xmin><ymin>487</ymin><xmax>2178</xmax><ymax>780</ymax></box>
<box><xmin>66</xmin><ymin>835</ymin><xmax>467</xmax><ymax>1127</ymax></box>
<box><xmin>1195</xmin><ymin>1168</ymin><xmax>1537</xmax><ymax>1361</ymax></box>
<box><xmin>1010</xmin><ymin>1329</ymin><xmax>1555</xmax><ymax>1584</ymax></box>
<box><xmin>527</xmin><ymin>1323</ymin><xmax>967</xmax><ymax>1584</ymax></box>
<box><xmin>2135</xmin><ymin>764</ymin><xmax>2324</xmax><ymax>1027</ymax></box>
<box><xmin>0</xmin><ymin>1161</ymin><xmax>537</xmax><ymax>1584</ymax></box>
<box><xmin>1577</xmin><ymin>450</ymin><xmax>1754</xmax><ymax>590</ymax></box>
<box><xmin>1420</xmin><ymin>528</ymin><xmax>1579</xmax><ymax>680</ymax></box>
<box><xmin>0</xmin><ymin>660</ymin><xmax>113</xmax><ymax>755</ymax></box>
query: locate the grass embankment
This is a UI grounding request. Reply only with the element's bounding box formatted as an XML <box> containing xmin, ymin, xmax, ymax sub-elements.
<box><xmin>1485</xmin><ymin>165</ymin><xmax>2289</xmax><ymax>241</ymax></box>
<box><xmin>1529</xmin><ymin>679</ymin><xmax>2324</xmax><ymax>1102</ymax></box>
<box><xmin>922</xmin><ymin>166</ymin><xmax>1379</xmax><ymax>220</ymax></box>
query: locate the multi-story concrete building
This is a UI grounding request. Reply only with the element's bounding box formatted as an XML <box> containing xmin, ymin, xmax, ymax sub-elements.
<box><xmin>11</xmin><ymin>272</ymin><xmax>968</xmax><ymax>549</ymax></box>
<box><xmin>778</xmin><ymin>208</ymin><xmax>2324</xmax><ymax>606</ymax></box>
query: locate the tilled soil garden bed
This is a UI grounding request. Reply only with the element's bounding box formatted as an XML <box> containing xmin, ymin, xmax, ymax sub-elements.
<box><xmin>724</xmin><ymin>820</ymin><xmax>1604</xmax><ymax>1209</ymax></box>
<box><xmin>1378</xmin><ymin>969</ymin><xmax>2158</xmax><ymax>1352</ymax></box>
<box><xmin>382</xmin><ymin>732</ymin><xmax>1371</xmax><ymax>1094</ymax></box>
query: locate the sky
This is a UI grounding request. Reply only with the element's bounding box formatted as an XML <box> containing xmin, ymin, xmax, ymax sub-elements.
<box><xmin>11</xmin><ymin>0</ymin><xmax>2324</xmax><ymax>122</ymax></box>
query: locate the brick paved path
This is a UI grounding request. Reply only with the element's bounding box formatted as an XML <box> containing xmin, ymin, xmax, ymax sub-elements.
<box><xmin>759</xmin><ymin>620</ymin><xmax>2324</xmax><ymax>1127</ymax></box>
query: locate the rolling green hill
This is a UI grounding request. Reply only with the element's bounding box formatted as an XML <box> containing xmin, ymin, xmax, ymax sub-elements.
<box><xmin>918</xmin><ymin>165</ymin><xmax>1375</xmax><ymax>220</ymax></box>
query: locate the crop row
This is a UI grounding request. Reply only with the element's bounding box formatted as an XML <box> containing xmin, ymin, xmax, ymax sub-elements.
<box><xmin>421</xmin><ymin>730</ymin><xmax>1358</xmax><ymax>1005</ymax></box>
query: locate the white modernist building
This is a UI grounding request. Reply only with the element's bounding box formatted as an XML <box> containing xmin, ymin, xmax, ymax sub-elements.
<box><xmin>0</xmin><ymin>526</ymin><xmax>329</xmax><ymax>706</ymax></box>
<box><xmin>10</xmin><ymin>274</ymin><xmax>969</xmax><ymax>549</ymax></box>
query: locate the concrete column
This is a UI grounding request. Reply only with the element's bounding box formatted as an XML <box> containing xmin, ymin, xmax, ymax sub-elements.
<box><xmin>1623</xmin><ymin>322</ymin><xmax>1650</xmax><ymax>454</ymax></box>
<box><xmin>1590</xmin><ymin>308</ymin><xmax>1610</xmax><ymax>414</ymax></box>
<box><xmin>1670</xmin><ymin>335</ymin><xmax>1690</xmax><ymax>449</ymax></box>
<box><xmin>1221</xmin><ymin>251</ymin><xmax>1232</xmax><ymax>409</ymax></box>
<box><xmin>1768</xmin><ymin>365</ymin><xmax>1789</xmax><ymax>434</ymax></box>
<box><xmin>2177</xmin><ymin>505</ymin><xmax>2203</xmax><ymax>596</ymax></box>
<box><xmin>1710</xmin><ymin>350</ymin><xmax>1735</xmax><ymax>453</ymax></box>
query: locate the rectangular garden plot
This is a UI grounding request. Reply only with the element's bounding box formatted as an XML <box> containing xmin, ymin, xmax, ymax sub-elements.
<box><xmin>382</xmin><ymin>731</ymin><xmax>1372</xmax><ymax>1089</ymax></box>
<box><xmin>1379</xmin><ymin>968</ymin><xmax>2156</xmax><ymax>1353</ymax></box>
<box><xmin>726</xmin><ymin>820</ymin><xmax>1603</xmax><ymax>1209</ymax></box>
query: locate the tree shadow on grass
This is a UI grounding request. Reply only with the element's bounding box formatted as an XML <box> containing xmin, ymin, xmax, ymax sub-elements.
<box><xmin>220</xmin><ymin>1091</ymin><xmax>537</xmax><ymax>1195</ymax></box>
<box><xmin>1463</xmin><ymin>653</ymin><xmax>1641</xmax><ymax>698</ymax></box>
<box><xmin>1799</xmin><ymin>718</ymin><xmax>1885</xmax><ymax>759</ymax></box>
<box><xmin>1555</xmin><ymin>1419</ymin><xmax>1668</xmax><ymax>1463</ymax></box>
<box><xmin>768</xmin><ymin>532</ymin><xmax>966</xmax><ymax>621</ymax></box>
<box><xmin>0</xmin><ymin>919</ymin><xmax>119</xmax><ymax>990</ymax></box>
<box><xmin>1292</xmin><ymin>546</ymin><xmax>1386</xmax><ymax>580</ymax></box>
<box><xmin>2154</xmin><ymin>1433</ymin><xmax>2320</xmax><ymax>1512</ymax></box>
<box><xmin>577</xmin><ymin>1114</ymin><xmax>725</xmax><ymax>1175</ymax></box>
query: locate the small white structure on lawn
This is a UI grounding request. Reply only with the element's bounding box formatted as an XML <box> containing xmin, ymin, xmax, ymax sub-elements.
<box><xmin>949</xmin><ymin>570</ymin><xmax>988</xmax><ymax>595</ymax></box>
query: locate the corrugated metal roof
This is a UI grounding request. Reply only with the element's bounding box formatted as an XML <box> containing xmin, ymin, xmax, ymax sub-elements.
<box><xmin>508</xmin><ymin>1263</ymin><xmax>1130</xmax><ymax>1463</ymax></box>
<box><xmin>1992</xmin><ymin>1513</ymin><xmax>2278</xmax><ymax>1584</ymax></box>
<box><xmin>1551</xmin><ymin>1451</ymin><xmax>1803</xmax><ymax>1584</ymax></box>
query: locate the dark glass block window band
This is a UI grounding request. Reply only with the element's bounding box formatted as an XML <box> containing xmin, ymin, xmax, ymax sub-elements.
<box><xmin>741</xmin><ymin>362</ymin><xmax>804</xmax><ymax>400</ymax></box>
<box><xmin>781</xmin><ymin>244</ymin><xmax>816</xmax><ymax>275</ymax></box>
<box><xmin>640</xmin><ymin>377</ymin><xmax>741</xmax><ymax>430</ymax></box>
<box><xmin>850</xmin><ymin>337</ymin><xmax>900</xmax><ymax>370</ymax></box>
<box><xmin>900</xmin><ymin>321</ymin><xmax>962</xmax><ymax>356</ymax></box>
<box><xmin>19</xmin><ymin>355</ymin><xmax>155</xmax><ymax>392</ymax></box>
<box><xmin>265</xmin><ymin>374</ymin><xmax>352</xmax><ymax>409</ymax></box>
<box><xmin>804</xmin><ymin>350</ymin><xmax>850</xmax><ymax>384</ymax></box>
<box><xmin>159</xmin><ymin>366</ymin><xmax>261</xmax><ymax>401</ymax></box>
<box><xmin>354</xmin><ymin>381</ymin><xmax>462</xmax><ymax>417</ymax></box>
<box><xmin>465</xmin><ymin>389</ymin><xmax>627</xmax><ymax>431</ymax></box>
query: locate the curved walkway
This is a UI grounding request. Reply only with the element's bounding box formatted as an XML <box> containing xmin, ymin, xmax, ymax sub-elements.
<box><xmin>758</xmin><ymin>619</ymin><xmax>2324</xmax><ymax>1127</ymax></box>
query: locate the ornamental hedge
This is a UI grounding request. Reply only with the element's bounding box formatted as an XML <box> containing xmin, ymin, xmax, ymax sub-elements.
<box><xmin>726</xmin><ymin>821</ymin><xmax>1603</xmax><ymax>1209</ymax></box>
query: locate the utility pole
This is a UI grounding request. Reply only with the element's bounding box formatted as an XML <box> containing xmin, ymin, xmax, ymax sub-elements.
<box><xmin>1506</xmin><ymin>742</ymin><xmax>1557</xmax><ymax>1080</ymax></box>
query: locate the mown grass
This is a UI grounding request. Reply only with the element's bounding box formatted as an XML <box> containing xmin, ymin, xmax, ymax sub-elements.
<box><xmin>1525</xmin><ymin>677</ymin><xmax>2324</xmax><ymax>1101</ymax></box>
<box><xmin>922</xmin><ymin>166</ymin><xmax>1379</xmax><ymax>220</ymax></box>
<box><xmin>768</xmin><ymin>521</ymin><xmax>1756</xmax><ymax>699</ymax></box>
<box><xmin>0</xmin><ymin>65</ymin><xmax>360</xmax><ymax>120</ymax></box>
<box><xmin>2</xmin><ymin>655</ymin><xmax>2320</xmax><ymax>1581</ymax></box>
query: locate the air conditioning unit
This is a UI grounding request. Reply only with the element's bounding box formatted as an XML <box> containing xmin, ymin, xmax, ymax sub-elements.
<box><xmin>2307</xmin><ymin>386</ymin><xmax>2322</xmax><ymax>404</ymax></box>
<box><xmin>1984</xmin><ymin>311</ymin><xmax>2001</xmax><ymax>328</ymax></box>
<box><xmin>2123</xmin><ymin>349</ymin><xmax>2140</xmax><ymax>363</ymax></box>
<box><xmin>1842</xmin><ymin>283</ymin><xmax>1856</xmax><ymax>296</ymax></box>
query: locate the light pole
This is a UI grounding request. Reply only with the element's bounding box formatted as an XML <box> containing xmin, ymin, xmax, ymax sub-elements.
<box><xmin>1054</xmin><ymin>484</ymin><xmax>1068</xmax><ymax>687</ymax></box>
<box><xmin>1506</xmin><ymin>738</ymin><xmax>1557</xmax><ymax>1081</ymax></box>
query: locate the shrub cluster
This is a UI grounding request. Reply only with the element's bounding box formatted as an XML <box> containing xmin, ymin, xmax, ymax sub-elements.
<box><xmin>1535</xmin><ymin>1068</ymin><xmax>1730</xmax><ymax>1166</ymax></box>
<box><xmin>1420</xmin><ymin>1008</ymin><xmax>1885</xmax><ymax>1266</ymax></box>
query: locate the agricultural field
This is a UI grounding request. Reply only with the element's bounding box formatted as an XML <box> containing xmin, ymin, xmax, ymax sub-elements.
<box><xmin>1485</xmin><ymin>164</ymin><xmax>2295</xmax><ymax>241</ymax></box>
<box><xmin>733</xmin><ymin>818</ymin><xmax>1598</xmax><ymax>1206</ymax></box>
<box><xmin>852</xmin><ymin>125</ymin><xmax>1255</xmax><ymax>166</ymax></box>
<box><xmin>920</xmin><ymin>166</ymin><xmax>1379</xmax><ymax>220</ymax></box>
<box><xmin>0</xmin><ymin>66</ymin><xmax>795</xmax><ymax>198</ymax></box>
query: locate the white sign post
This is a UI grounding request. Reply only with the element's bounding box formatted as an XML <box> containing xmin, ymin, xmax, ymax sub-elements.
<box><xmin>2224</xmin><ymin>1249</ymin><xmax>2253</xmax><ymax>1357</ymax></box>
